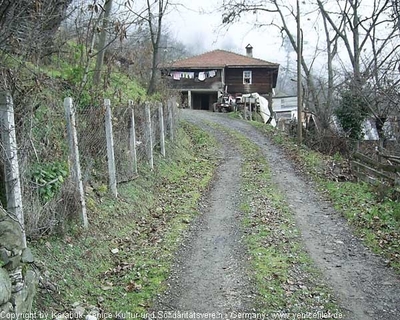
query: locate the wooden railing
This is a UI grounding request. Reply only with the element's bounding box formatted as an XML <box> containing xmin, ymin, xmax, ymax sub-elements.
<box><xmin>351</xmin><ymin>152</ymin><xmax>400</xmax><ymax>187</ymax></box>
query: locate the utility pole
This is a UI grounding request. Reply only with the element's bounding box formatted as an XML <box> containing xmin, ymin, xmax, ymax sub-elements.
<box><xmin>297</xmin><ymin>0</ymin><xmax>303</xmax><ymax>145</ymax></box>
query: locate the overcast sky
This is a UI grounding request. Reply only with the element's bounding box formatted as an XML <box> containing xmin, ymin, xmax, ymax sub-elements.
<box><xmin>164</xmin><ymin>0</ymin><xmax>288</xmax><ymax>65</ymax></box>
<box><xmin>161</xmin><ymin>0</ymin><xmax>399</xmax><ymax>88</ymax></box>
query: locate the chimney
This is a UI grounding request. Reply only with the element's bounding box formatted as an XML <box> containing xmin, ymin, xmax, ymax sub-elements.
<box><xmin>245</xmin><ymin>44</ymin><xmax>253</xmax><ymax>57</ymax></box>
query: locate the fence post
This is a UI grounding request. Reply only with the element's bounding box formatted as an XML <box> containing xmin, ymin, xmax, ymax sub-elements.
<box><xmin>145</xmin><ymin>102</ymin><xmax>154</xmax><ymax>169</ymax></box>
<box><xmin>378</xmin><ymin>139</ymin><xmax>383</xmax><ymax>165</ymax></box>
<box><xmin>243</xmin><ymin>100</ymin><xmax>247</xmax><ymax>120</ymax></box>
<box><xmin>129</xmin><ymin>100</ymin><xmax>138</xmax><ymax>175</ymax></box>
<box><xmin>104</xmin><ymin>99</ymin><xmax>117</xmax><ymax>197</ymax></box>
<box><xmin>0</xmin><ymin>92</ymin><xmax>26</xmax><ymax>247</ymax></box>
<box><xmin>168</xmin><ymin>99</ymin><xmax>174</xmax><ymax>141</ymax></box>
<box><xmin>63</xmin><ymin>97</ymin><xmax>88</xmax><ymax>228</ymax></box>
<box><xmin>249</xmin><ymin>102</ymin><xmax>253</xmax><ymax>121</ymax></box>
<box><xmin>159</xmin><ymin>102</ymin><xmax>166</xmax><ymax>157</ymax></box>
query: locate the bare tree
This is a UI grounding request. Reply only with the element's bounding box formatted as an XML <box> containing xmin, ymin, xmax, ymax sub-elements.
<box><xmin>145</xmin><ymin>0</ymin><xmax>170</xmax><ymax>95</ymax></box>
<box><xmin>59</xmin><ymin>0</ymin><xmax>145</xmax><ymax>99</ymax></box>
<box><xmin>93</xmin><ymin>0</ymin><xmax>113</xmax><ymax>86</ymax></box>
<box><xmin>221</xmin><ymin>0</ymin><xmax>400</xmax><ymax>144</ymax></box>
<box><xmin>392</xmin><ymin>0</ymin><xmax>400</xmax><ymax>32</ymax></box>
<box><xmin>318</xmin><ymin>0</ymin><xmax>399</xmax><ymax>141</ymax></box>
<box><xmin>276</xmin><ymin>35</ymin><xmax>297</xmax><ymax>95</ymax></box>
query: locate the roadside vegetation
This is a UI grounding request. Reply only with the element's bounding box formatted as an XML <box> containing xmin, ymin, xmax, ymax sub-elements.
<box><xmin>0</xmin><ymin>39</ymin><xmax>150</xmax><ymax>239</ymax></box>
<box><xmin>32</xmin><ymin>122</ymin><xmax>219</xmax><ymax>314</ymax></box>
<box><xmin>250</xmin><ymin>122</ymin><xmax>400</xmax><ymax>273</ymax></box>
<box><xmin>0</xmin><ymin>0</ymin><xmax>188</xmax><ymax>238</ymax></box>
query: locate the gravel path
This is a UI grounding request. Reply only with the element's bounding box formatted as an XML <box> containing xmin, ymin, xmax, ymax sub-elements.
<box><xmin>153</xmin><ymin>110</ymin><xmax>400</xmax><ymax>320</ymax></box>
<box><xmin>152</xmin><ymin>123</ymin><xmax>253</xmax><ymax>315</ymax></box>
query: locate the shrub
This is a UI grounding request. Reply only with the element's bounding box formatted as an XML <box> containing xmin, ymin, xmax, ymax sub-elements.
<box><xmin>334</xmin><ymin>90</ymin><xmax>369</xmax><ymax>140</ymax></box>
<box><xmin>31</xmin><ymin>161</ymin><xmax>69</xmax><ymax>203</ymax></box>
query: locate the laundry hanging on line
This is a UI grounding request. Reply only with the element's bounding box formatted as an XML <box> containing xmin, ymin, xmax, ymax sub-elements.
<box><xmin>208</xmin><ymin>70</ymin><xmax>216</xmax><ymax>78</ymax></box>
<box><xmin>171</xmin><ymin>71</ymin><xmax>195</xmax><ymax>80</ymax></box>
<box><xmin>172</xmin><ymin>72</ymin><xmax>180</xmax><ymax>80</ymax></box>
<box><xmin>170</xmin><ymin>70</ymin><xmax>217</xmax><ymax>81</ymax></box>
<box><xmin>195</xmin><ymin>70</ymin><xmax>218</xmax><ymax>81</ymax></box>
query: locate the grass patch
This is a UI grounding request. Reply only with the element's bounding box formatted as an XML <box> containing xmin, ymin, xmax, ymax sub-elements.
<box><xmin>249</xmin><ymin>122</ymin><xmax>400</xmax><ymax>273</ymax></box>
<box><xmin>323</xmin><ymin>180</ymin><xmax>400</xmax><ymax>264</ymax></box>
<box><xmin>31</xmin><ymin>122</ymin><xmax>218</xmax><ymax>315</ymax></box>
<box><xmin>219</xmin><ymin>127</ymin><xmax>341</xmax><ymax>314</ymax></box>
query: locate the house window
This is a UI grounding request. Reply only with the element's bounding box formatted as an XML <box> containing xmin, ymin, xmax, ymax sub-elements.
<box><xmin>243</xmin><ymin>71</ymin><xmax>252</xmax><ymax>84</ymax></box>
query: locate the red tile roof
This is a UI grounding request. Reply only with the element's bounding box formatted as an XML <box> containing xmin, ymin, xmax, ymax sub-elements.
<box><xmin>168</xmin><ymin>49</ymin><xmax>279</xmax><ymax>69</ymax></box>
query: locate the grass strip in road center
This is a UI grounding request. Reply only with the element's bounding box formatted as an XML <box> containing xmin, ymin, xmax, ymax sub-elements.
<box><xmin>221</xmin><ymin>127</ymin><xmax>342</xmax><ymax>315</ymax></box>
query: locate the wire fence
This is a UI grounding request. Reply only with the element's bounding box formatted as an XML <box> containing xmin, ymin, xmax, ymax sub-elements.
<box><xmin>67</xmin><ymin>97</ymin><xmax>178</xmax><ymax>225</ymax></box>
<box><xmin>0</xmin><ymin>91</ymin><xmax>178</xmax><ymax>238</ymax></box>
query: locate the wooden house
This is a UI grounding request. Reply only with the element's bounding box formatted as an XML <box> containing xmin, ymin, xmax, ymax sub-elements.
<box><xmin>161</xmin><ymin>45</ymin><xmax>279</xmax><ymax>110</ymax></box>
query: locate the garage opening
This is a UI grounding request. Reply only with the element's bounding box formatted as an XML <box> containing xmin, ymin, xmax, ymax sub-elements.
<box><xmin>192</xmin><ymin>92</ymin><xmax>217</xmax><ymax>111</ymax></box>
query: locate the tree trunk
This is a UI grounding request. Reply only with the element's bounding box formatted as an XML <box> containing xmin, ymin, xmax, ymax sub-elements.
<box><xmin>147</xmin><ymin>0</ymin><xmax>167</xmax><ymax>95</ymax></box>
<box><xmin>93</xmin><ymin>0</ymin><xmax>113</xmax><ymax>86</ymax></box>
<box><xmin>394</xmin><ymin>0</ymin><xmax>400</xmax><ymax>33</ymax></box>
<box><xmin>147</xmin><ymin>43</ymin><xmax>159</xmax><ymax>95</ymax></box>
<box><xmin>351</xmin><ymin>0</ymin><xmax>361</xmax><ymax>84</ymax></box>
<box><xmin>274</xmin><ymin>2</ymin><xmax>319</xmax><ymax>114</ymax></box>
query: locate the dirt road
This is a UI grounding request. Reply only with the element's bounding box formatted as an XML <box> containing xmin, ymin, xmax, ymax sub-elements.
<box><xmin>153</xmin><ymin>122</ymin><xmax>253</xmax><ymax>314</ymax></box>
<box><xmin>153</xmin><ymin>110</ymin><xmax>400</xmax><ymax>319</ymax></box>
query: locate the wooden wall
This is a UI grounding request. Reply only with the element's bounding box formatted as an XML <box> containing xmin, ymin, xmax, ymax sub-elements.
<box><xmin>164</xmin><ymin>67</ymin><xmax>278</xmax><ymax>95</ymax></box>
<box><xmin>225</xmin><ymin>68</ymin><xmax>276</xmax><ymax>94</ymax></box>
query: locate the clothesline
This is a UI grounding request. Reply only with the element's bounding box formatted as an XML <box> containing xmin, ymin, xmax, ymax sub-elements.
<box><xmin>170</xmin><ymin>70</ymin><xmax>217</xmax><ymax>81</ymax></box>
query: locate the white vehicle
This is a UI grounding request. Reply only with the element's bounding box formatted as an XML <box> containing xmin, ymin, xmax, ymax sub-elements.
<box><xmin>241</xmin><ymin>93</ymin><xmax>276</xmax><ymax>127</ymax></box>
